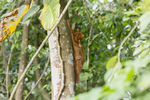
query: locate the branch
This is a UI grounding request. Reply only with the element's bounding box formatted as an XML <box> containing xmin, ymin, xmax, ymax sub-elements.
<box><xmin>117</xmin><ymin>23</ymin><xmax>138</xmax><ymax>62</ymax></box>
<box><xmin>9</xmin><ymin>0</ymin><xmax>73</xmax><ymax>99</ymax></box>
<box><xmin>6</xmin><ymin>41</ymin><xmax>14</xmax><ymax>99</ymax></box>
<box><xmin>2</xmin><ymin>41</ymin><xmax>13</xmax><ymax>99</ymax></box>
<box><xmin>24</xmin><ymin>58</ymin><xmax>50</xmax><ymax>100</ymax></box>
<box><xmin>82</xmin><ymin>0</ymin><xmax>91</xmax><ymax>22</ymax></box>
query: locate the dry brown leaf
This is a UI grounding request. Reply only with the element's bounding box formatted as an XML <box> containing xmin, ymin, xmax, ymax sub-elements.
<box><xmin>0</xmin><ymin>5</ymin><xmax>29</xmax><ymax>42</ymax></box>
<box><xmin>4</xmin><ymin>8</ymin><xmax>19</xmax><ymax>18</ymax></box>
<box><xmin>0</xmin><ymin>20</ymin><xmax>3</xmax><ymax>40</ymax></box>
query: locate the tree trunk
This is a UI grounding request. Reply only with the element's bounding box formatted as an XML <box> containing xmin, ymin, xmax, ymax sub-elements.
<box><xmin>34</xmin><ymin>33</ymin><xmax>50</xmax><ymax>100</ymax></box>
<box><xmin>15</xmin><ymin>25</ymin><xmax>29</xmax><ymax>100</ymax></box>
<box><xmin>48</xmin><ymin>0</ymin><xmax>75</xmax><ymax>100</ymax></box>
<box><xmin>15</xmin><ymin>24</ymin><xmax>29</xmax><ymax>100</ymax></box>
<box><xmin>15</xmin><ymin>1</ymin><xmax>30</xmax><ymax>97</ymax></box>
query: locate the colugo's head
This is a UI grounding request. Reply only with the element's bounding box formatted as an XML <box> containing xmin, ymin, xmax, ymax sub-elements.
<box><xmin>76</xmin><ymin>28</ymin><xmax>84</xmax><ymax>40</ymax></box>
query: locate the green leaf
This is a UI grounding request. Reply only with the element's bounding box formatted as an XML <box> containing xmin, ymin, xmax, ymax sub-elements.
<box><xmin>41</xmin><ymin>84</ymin><xmax>48</xmax><ymax>90</ymax></box>
<box><xmin>104</xmin><ymin>68</ymin><xmax>114</xmax><ymax>82</ymax></box>
<box><xmin>83</xmin><ymin>61</ymin><xmax>88</xmax><ymax>70</ymax></box>
<box><xmin>39</xmin><ymin>0</ymin><xmax>60</xmax><ymax>30</ymax></box>
<box><xmin>81</xmin><ymin>72</ymin><xmax>90</xmax><ymax>81</ymax></box>
<box><xmin>21</xmin><ymin>20</ymin><xmax>30</xmax><ymax>25</ymax></box>
<box><xmin>140</xmin><ymin>0</ymin><xmax>150</xmax><ymax>13</ymax></box>
<box><xmin>139</xmin><ymin>11</ymin><xmax>150</xmax><ymax>32</ymax></box>
<box><xmin>71</xmin><ymin>88</ymin><xmax>102</xmax><ymax>100</ymax></box>
<box><xmin>141</xmin><ymin>48</ymin><xmax>150</xmax><ymax>58</ymax></box>
<box><xmin>125</xmin><ymin>67</ymin><xmax>134</xmax><ymax>81</ymax></box>
<box><xmin>125</xmin><ymin>56</ymin><xmax>150</xmax><ymax>73</ymax></box>
<box><xmin>8</xmin><ymin>85</ymin><xmax>12</xmax><ymax>91</ymax></box>
<box><xmin>11</xmin><ymin>44</ymin><xmax>15</xmax><ymax>51</ymax></box>
<box><xmin>133</xmin><ymin>46</ymin><xmax>144</xmax><ymax>56</ymax></box>
<box><xmin>124</xmin><ymin>10</ymin><xmax>139</xmax><ymax>16</ymax></box>
<box><xmin>88</xmin><ymin>41</ymin><xmax>92</xmax><ymax>46</ymax></box>
<box><xmin>113</xmin><ymin>61</ymin><xmax>122</xmax><ymax>78</ymax></box>
<box><xmin>137</xmin><ymin>73</ymin><xmax>150</xmax><ymax>92</ymax></box>
<box><xmin>92</xmin><ymin>34</ymin><xmax>99</xmax><ymax>41</ymax></box>
<box><xmin>122</xmin><ymin>16</ymin><xmax>130</xmax><ymax>22</ymax></box>
<box><xmin>142</xmin><ymin>93</ymin><xmax>150</xmax><ymax>100</ymax></box>
<box><xmin>22</xmin><ymin>4</ymin><xmax>40</xmax><ymax>22</ymax></box>
<box><xmin>106</xmin><ymin>56</ymin><xmax>118</xmax><ymax>70</ymax></box>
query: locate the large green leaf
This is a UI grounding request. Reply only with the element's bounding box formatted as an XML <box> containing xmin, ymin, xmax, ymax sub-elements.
<box><xmin>139</xmin><ymin>11</ymin><xmax>150</xmax><ymax>32</ymax></box>
<box><xmin>133</xmin><ymin>46</ymin><xmax>143</xmax><ymax>56</ymax></box>
<box><xmin>137</xmin><ymin>73</ymin><xmax>150</xmax><ymax>92</ymax></box>
<box><xmin>82</xmin><ymin>61</ymin><xmax>88</xmax><ymax>70</ymax></box>
<box><xmin>141</xmin><ymin>48</ymin><xmax>150</xmax><ymax>58</ymax></box>
<box><xmin>139</xmin><ymin>0</ymin><xmax>150</xmax><ymax>13</ymax></box>
<box><xmin>22</xmin><ymin>4</ymin><xmax>40</xmax><ymax>22</ymax></box>
<box><xmin>39</xmin><ymin>0</ymin><xmax>60</xmax><ymax>30</ymax></box>
<box><xmin>106</xmin><ymin>56</ymin><xmax>118</xmax><ymax>70</ymax></box>
<box><xmin>70</xmin><ymin>87</ymin><xmax>102</xmax><ymax>100</ymax></box>
<box><xmin>81</xmin><ymin>72</ymin><xmax>90</xmax><ymax>81</ymax></box>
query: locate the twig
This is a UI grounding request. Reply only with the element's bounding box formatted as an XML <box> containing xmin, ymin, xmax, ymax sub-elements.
<box><xmin>31</xmin><ymin>25</ymin><xmax>46</xmax><ymax>36</ymax></box>
<box><xmin>117</xmin><ymin>23</ymin><xmax>138</xmax><ymax>62</ymax></box>
<box><xmin>9</xmin><ymin>0</ymin><xmax>73</xmax><ymax>100</ymax></box>
<box><xmin>82</xmin><ymin>0</ymin><xmax>91</xmax><ymax>22</ymax></box>
<box><xmin>2</xmin><ymin>41</ymin><xmax>10</xmax><ymax>100</ymax></box>
<box><xmin>6</xmin><ymin>41</ymin><xmax>14</xmax><ymax>99</ymax></box>
<box><xmin>24</xmin><ymin>58</ymin><xmax>50</xmax><ymax>100</ymax></box>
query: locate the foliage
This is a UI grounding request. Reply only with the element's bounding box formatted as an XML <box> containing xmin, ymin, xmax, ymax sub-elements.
<box><xmin>70</xmin><ymin>0</ymin><xmax>150</xmax><ymax>100</ymax></box>
<box><xmin>106</xmin><ymin>56</ymin><xmax>117</xmax><ymax>70</ymax></box>
<box><xmin>139</xmin><ymin>11</ymin><xmax>150</xmax><ymax>32</ymax></box>
<box><xmin>22</xmin><ymin>3</ymin><xmax>40</xmax><ymax>25</ymax></box>
<box><xmin>1</xmin><ymin>0</ymin><xmax>150</xmax><ymax>99</ymax></box>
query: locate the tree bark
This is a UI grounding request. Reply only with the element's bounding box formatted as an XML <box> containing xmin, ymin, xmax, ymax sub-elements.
<box><xmin>15</xmin><ymin>0</ymin><xmax>30</xmax><ymax>97</ymax></box>
<box><xmin>48</xmin><ymin>0</ymin><xmax>75</xmax><ymax>100</ymax></box>
<box><xmin>15</xmin><ymin>24</ymin><xmax>29</xmax><ymax>100</ymax></box>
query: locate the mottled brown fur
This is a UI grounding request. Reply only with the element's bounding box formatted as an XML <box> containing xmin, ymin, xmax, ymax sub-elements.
<box><xmin>67</xmin><ymin>20</ymin><xmax>84</xmax><ymax>84</ymax></box>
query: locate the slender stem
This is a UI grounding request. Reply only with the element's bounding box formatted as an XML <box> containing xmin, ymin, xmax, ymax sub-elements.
<box><xmin>2</xmin><ymin>42</ymin><xmax>9</xmax><ymax>100</ymax></box>
<box><xmin>9</xmin><ymin>0</ymin><xmax>73</xmax><ymax>99</ymax></box>
<box><xmin>31</xmin><ymin>25</ymin><xmax>46</xmax><ymax>36</ymax></box>
<box><xmin>1</xmin><ymin>41</ymin><xmax>13</xmax><ymax>99</ymax></box>
<box><xmin>6</xmin><ymin>41</ymin><xmax>14</xmax><ymax>99</ymax></box>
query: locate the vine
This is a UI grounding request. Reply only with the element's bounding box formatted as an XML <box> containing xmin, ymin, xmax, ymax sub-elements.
<box><xmin>56</xmin><ymin>27</ymin><xmax>65</xmax><ymax>100</ymax></box>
